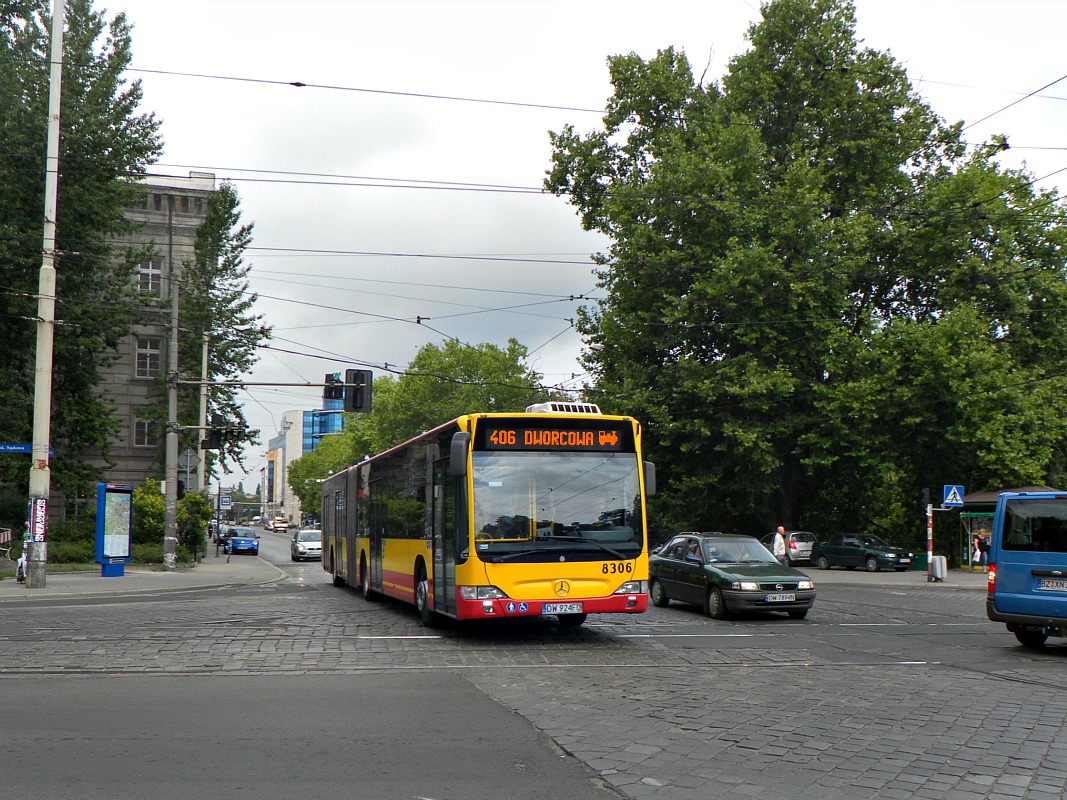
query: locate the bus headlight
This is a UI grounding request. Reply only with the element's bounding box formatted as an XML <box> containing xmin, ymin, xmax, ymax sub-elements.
<box><xmin>459</xmin><ymin>585</ymin><xmax>508</xmax><ymax>600</ymax></box>
<box><xmin>614</xmin><ymin>580</ymin><xmax>647</xmax><ymax>594</ymax></box>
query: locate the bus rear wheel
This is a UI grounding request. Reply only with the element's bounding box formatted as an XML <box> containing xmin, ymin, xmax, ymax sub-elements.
<box><xmin>557</xmin><ymin>613</ymin><xmax>587</xmax><ymax>628</ymax></box>
<box><xmin>360</xmin><ymin>558</ymin><xmax>376</xmax><ymax>601</ymax></box>
<box><xmin>415</xmin><ymin>569</ymin><xmax>437</xmax><ymax>628</ymax></box>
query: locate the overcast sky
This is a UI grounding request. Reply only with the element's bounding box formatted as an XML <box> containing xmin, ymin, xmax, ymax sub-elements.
<box><xmin>101</xmin><ymin>0</ymin><xmax>1067</xmax><ymax>488</ymax></box>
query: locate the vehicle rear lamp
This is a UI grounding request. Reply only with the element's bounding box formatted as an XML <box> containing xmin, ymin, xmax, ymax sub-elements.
<box><xmin>988</xmin><ymin>563</ymin><xmax>996</xmax><ymax>593</ymax></box>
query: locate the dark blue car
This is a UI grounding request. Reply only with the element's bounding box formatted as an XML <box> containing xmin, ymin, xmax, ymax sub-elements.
<box><xmin>224</xmin><ymin>526</ymin><xmax>260</xmax><ymax>556</ymax></box>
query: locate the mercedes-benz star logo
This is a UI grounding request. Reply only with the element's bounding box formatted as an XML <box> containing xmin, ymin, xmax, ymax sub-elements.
<box><xmin>553</xmin><ymin>580</ymin><xmax>571</xmax><ymax>597</ymax></box>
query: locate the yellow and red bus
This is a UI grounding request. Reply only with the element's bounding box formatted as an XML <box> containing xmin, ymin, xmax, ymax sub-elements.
<box><xmin>321</xmin><ymin>403</ymin><xmax>655</xmax><ymax>627</ymax></box>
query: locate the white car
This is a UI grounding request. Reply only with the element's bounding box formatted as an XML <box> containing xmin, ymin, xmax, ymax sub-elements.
<box><xmin>290</xmin><ymin>529</ymin><xmax>323</xmax><ymax>561</ymax></box>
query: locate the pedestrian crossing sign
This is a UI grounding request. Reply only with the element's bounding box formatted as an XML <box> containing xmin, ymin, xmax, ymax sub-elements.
<box><xmin>943</xmin><ymin>485</ymin><xmax>965</xmax><ymax>507</ymax></box>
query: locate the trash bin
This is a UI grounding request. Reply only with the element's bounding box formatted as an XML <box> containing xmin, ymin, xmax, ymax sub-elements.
<box><xmin>930</xmin><ymin>555</ymin><xmax>947</xmax><ymax>581</ymax></box>
<box><xmin>911</xmin><ymin>553</ymin><xmax>928</xmax><ymax>571</ymax></box>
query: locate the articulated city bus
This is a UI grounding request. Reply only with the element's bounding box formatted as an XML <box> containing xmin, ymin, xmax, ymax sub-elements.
<box><xmin>321</xmin><ymin>403</ymin><xmax>655</xmax><ymax>627</ymax></box>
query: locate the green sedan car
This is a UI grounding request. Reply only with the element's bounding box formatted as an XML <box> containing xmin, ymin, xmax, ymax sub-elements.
<box><xmin>649</xmin><ymin>532</ymin><xmax>816</xmax><ymax>619</ymax></box>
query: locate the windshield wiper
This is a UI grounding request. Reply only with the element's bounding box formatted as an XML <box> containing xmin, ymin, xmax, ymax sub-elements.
<box><xmin>547</xmin><ymin>536</ymin><xmax>628</xmax><ymax>560</ymax></box>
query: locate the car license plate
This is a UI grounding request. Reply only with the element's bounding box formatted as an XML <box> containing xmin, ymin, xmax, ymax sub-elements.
<box><xmin>899</xmin><ymin>558</ymin><xmax>911</xmax><ymax>563</ymax></box>
<box><xmin>765</xmin><ymin>593</ymin><xmax>795</xmax><ymax>603</ymax></box>
<box><xmin>1038</xmin><ymin>578</ymin><xmax>1067</xmax><ymax>591</ymax></box>
<box><xmin>542</xmin><ymin>602</ymin><xmax>584</xmax><ymax>614</ymax></box>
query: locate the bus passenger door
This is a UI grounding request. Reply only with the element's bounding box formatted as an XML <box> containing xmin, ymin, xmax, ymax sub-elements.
<box><xmin>433</xmin><ymin>463</ymin><xmax>459</xmax><ymax>617</ymax></box>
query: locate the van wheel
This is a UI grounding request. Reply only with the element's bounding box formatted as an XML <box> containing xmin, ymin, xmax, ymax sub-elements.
<box><xmin>1014</xmin><ymin>628</ymin><xmax>1048</xmax><ymax>648</ymax></box>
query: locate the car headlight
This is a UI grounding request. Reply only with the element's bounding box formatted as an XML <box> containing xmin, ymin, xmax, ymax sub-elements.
<box><xmin>797</xmin><ymin>579</ymin><xmax>814</xmax><ymax>590</ymax></box>
<box><xmin>613</xmin><ymin>580</ymin><xmax>647</xmax><ymax>594</ymax></box>
<box><xmin>296</xmin><ymin>544</ymin><xmax>306</xmax><ymax>553</ymax></box>
<box><xmin>459</xmin><ymin>585</ymin><xmax>508</xmax><ymax>600</ymax></box>
<box><xmin>733</xmin><ymin>581</ymin><xmax>760</xmax><ymax>591</ymax></box>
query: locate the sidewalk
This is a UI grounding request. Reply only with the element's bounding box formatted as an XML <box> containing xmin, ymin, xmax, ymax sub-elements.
<box><xmin>801</xmin><ymin>563</ymin><xmax>989</xmax><ymax>590</ymax></box>
<box><xmin>0</xmin><ymin>554</ymin><xmax>285</xmax><ymax>602</ymax></box>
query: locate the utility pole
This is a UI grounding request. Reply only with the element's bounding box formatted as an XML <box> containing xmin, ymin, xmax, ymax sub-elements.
<box><xmin>197</xmin><ymin>331</ymin><xmax>209</xmax><ymax>494</ymax></box>
<box><xmin>26</xmin><ymin>0</ymin><xmax>66</xmax><ymax>589</ymax></box>
<box><xmin>163</xmin><ymin>202</ymin><xmax>179</xmax><ymax>570</ymax></box>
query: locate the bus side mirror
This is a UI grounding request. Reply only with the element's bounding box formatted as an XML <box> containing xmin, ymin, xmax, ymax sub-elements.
<box><xmin>447</xmin><ymin>432</ymin><xmax>470</xmax><ymax>477</ymax></box>
<box><xmin>644</xmin><ymin>461</ymin><xmax>656</xmax><ymax>497</ymax></box>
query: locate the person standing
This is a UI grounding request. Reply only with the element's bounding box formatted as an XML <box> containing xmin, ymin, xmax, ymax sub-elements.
<box><xmin>772</xmin><ymin>526</ymin><xmax>788</xmax><ymax>566</ymax></box>
<box><xmin>977</xmin><ymin>533</ymin><xmax>990</xmax><ymax>573</ymax></box>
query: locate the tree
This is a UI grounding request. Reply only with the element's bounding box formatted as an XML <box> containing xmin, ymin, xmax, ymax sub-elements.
<box><xmin>175</xmin><ymin>181</ymin><xmax>270</xmax><ymax>479</ymax></box>
<box><xmin>287</xmin><ymin>340</ymin><xmax>549</xmax><ymax>513</ymax></box>
<box><xmin>0</xmin><ymin>1</ymin><xmax>162</xmax><ymax>498</ymax></box>
<box><xmin>546</xmin><ymin>0</ymin><xmax>1067</xmax><ymax>540</ymax></box>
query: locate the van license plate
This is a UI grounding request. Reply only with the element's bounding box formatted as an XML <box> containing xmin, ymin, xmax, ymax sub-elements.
<box><xmin>1038</xmin><ymin>578</ymin><xmax>1067</xmax><ymax>591</ymax></box>
<box><xmin>543</xmin><ymin>602</ymin><xmax>584</xmax><ymax>614</ymax></box>
<box><xmin>765</xmin><ymin>593</ymin><xmax>795</xmax><ymax>603</ymax></box>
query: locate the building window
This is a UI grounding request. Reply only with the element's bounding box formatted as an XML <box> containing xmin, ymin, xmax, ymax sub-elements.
<box><xmin>134</xmin><ymin>417</ymin><xmax>160</xmax><ymax>448</ymax></box>
<box><xmin>152</xmin><ymin>194</ymin><xmax>163</xmax><ymax>211</ymax></box>
<box><xmin>138</xmin><ymin>259</ymin><xmax>163</xmax><ymax>294</ymax></box>
<box><xmin>135</xmin><ymin>337</ymin><xmax>162</xmax><ymax>378</ymax></box>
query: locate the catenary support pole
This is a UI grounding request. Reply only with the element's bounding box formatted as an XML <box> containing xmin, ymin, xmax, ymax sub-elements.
<box><xmin>27</xmin><ymin>0</ymin><xmax>66</xmax><ymax>589</ymax></box>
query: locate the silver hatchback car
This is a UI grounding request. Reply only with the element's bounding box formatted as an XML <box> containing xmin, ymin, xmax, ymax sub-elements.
<box><xmin>759</xmin><ymin>530</ymin><xmax>816</xmax><ymax>566</ymax></box>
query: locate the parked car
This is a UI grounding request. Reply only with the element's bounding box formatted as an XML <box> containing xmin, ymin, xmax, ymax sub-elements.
<box><xmin>649</xmin><ymin>532</ymin><xmax>815</xmax><ymax>619</ymax></box>
<box><xmin>758</xmin><ymin>530</ymin><xmax>816</xmax><ymax>566</ymax></box>
<box><xmin>224</xmin><ymin>526</ymin><xmax>260</xmax><ymax>556</ymax></box>
<box><xmin>810</xmin><ymin>533</ymin><xmax>914</xmax><ymax>572</ymax></box>
<box><xmin>290</xmin><ymin>529</ymin><xmax>323</xmax><ymax>561</ymax></box>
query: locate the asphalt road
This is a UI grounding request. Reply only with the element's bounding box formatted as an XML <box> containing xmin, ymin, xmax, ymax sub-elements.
<box><xmin>2</xmin><ymin>530</ymin><xmax>1064</xmax><ymax>800</ymax></box>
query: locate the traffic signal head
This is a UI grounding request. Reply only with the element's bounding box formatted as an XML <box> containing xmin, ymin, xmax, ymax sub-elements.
<box><xmin>344</xmin><ymin>369</ymin><xmax>372</xmax><ymax>413</ymax></box>
<box><xmin>324</xmin><ymin>372</ymin><xmax>343</xmax><ymax>400</ymax></box>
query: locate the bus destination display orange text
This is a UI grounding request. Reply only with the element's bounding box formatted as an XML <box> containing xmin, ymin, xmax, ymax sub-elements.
<box><xmin>485</xmin><ymin>427</ymin><xmax>624</xmax><ymax>451</ymax></box>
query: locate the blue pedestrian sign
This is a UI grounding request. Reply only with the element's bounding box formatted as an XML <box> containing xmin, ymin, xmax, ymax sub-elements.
<box><xmin>943</xmin><ymin>485</ymin><xmax>965</xmax><ymax>508</ymax></box>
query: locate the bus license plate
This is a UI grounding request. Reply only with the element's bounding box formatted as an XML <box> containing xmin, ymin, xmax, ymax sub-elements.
<box><xmin>765</xmin><ymin>593</ymin><xmax>795</xmax><ymax>603</ymax></box>
<box><xmin>543</xmin><ymin>602</ymin><xmax>584</xmax><ymax>614</ymax></box>
<box><xmin>1038</xmin><ymin>578</ymin><xmax>1067</xmax><ymax>591</ymax></box>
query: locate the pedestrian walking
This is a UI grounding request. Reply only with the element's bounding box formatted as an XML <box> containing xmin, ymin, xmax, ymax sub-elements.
<box><xmin>772</xmin><ymin>526</ymin><xmax>788</xmax><ymax>566</ymax></box>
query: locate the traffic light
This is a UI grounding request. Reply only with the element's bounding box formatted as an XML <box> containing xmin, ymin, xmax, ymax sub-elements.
<box><xmin>201</xmin><ymin>429</ymin><xmax>222</xmax><ymax>450</ymax></box>
<box><xmin>344</xmin><ymin>369</ymin><xmax>373</xmax><ymax>413</ymax></box>
<box><xmin>324</xmin><ymin>372</ymin><xmax>343</xmax><ymax>400</ymax></box>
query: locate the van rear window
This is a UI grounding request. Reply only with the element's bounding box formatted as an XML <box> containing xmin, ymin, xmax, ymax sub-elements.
<box><xmin>1003</xmin><ymin>499</ymin><xmax>1067</xmax><ymax>553</ymax></box>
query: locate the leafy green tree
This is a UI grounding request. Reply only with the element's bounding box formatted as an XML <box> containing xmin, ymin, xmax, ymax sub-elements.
<box><xmin>178</xmin><ymin>181</ymin><xmax>270</xmax><ymax>478</ymax></box>
<box><xmin>546</xmin><ymin>0</ymin><xmax>1067</xmax><ymax>540</ymax></box>
<box><xmin>0</xmin><ymin>1</ymin><xmax>161</xmax><ymax>497</ymax></box>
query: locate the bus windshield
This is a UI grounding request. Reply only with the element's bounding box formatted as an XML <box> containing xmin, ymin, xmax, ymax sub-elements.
<box><xmin>471</xmin><ymin>450</ymin><xmax>643</xmax><ymax>562</ymax></box>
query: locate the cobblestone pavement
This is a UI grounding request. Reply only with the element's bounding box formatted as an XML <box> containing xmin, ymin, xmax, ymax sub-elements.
<box><xmin>1</xmin><ymin>572</ymin><xmax>1065</xmax><ymax>800</ymax></box>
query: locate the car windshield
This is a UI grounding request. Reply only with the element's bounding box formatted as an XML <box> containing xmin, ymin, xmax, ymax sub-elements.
<box><xmin>296</xmin><ymin>530</ymin><xmax>319</xmax><ymax>542</ymax></box>
<box><xmin>862</xmin><ymin>534</ymin><xmax>891</xmax><ymax>548</ymax></box>
<box><xmin>701</xmin><ymin>538</ymin><xmax>777</xmax><ymax>564</ymax></box>
<box><xmin>471</xmin><ymin>451</ymin><xmax>644</xmax><ymax>562</ymax></box>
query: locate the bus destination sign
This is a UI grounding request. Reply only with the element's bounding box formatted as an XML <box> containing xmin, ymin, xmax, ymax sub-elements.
<box><xmin>485</xmin><ymin>426</ymin><xmax>624</xmax><ymax>452</ymax></box>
